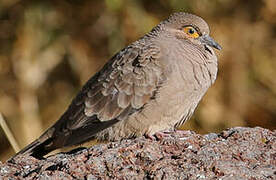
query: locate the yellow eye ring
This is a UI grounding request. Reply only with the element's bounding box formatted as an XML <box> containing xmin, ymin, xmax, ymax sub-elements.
<box><xmin>183</xmin><ymin>26</ymin><xmax>199</xmax><ymax>39</ymax></box>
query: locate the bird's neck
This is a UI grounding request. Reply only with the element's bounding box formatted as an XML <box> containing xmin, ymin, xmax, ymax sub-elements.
<box><xmin>158</xmin><ymin>37</ymin><xmax>218</xmax><ymax>90</ymax></box>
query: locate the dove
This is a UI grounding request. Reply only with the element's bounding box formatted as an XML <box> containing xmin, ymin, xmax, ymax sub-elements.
<box><xmin>11</xmin><ymin>12</ymin><xmax>221</xmax><ymax>159</ymax></box>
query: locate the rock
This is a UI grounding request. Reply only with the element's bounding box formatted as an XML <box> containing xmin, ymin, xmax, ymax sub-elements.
<box><xmin>1</xmin><ymin>127</ymin><xmax>275</xmax><ymax>179</ymax></box>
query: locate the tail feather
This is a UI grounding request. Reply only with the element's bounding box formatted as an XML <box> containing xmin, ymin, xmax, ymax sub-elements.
<box><xmin>8</xmin><ymin>118</ymin><xmax>119</xmax><ymax>161</ymax></box>
<box><xmin>8</xmin><ymin>131</ymin><xmax>55</xmax><ymax>161</ymax></box>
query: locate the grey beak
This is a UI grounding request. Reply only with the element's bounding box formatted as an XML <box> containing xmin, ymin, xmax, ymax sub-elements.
<box><xmin>200</xmin><ymin>35</ymin><xmax>222</xmax><ymax>50</ymax></box>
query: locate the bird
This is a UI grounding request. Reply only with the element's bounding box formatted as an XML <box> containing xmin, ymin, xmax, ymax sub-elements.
<box><xmin>11</xmin><ymin>12</ymin><xmax>221</xmax><ymax>160</ymax></box>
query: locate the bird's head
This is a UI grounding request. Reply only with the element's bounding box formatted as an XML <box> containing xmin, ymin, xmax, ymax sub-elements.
<box><xmin>161</xmin><ymin>12</ymin><xmax>222</xmax><ymax>52</ymax></box>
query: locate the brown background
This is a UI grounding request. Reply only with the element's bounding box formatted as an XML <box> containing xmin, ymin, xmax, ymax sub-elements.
<box><xmin>0</xmin><ymin>0</ymin><xmax>275</xmax><ymax>161</ymax></box>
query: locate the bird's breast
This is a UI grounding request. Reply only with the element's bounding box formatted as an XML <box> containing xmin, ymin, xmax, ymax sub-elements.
<box><xmin>96</xmin><ymin>40</ymin><xmax>218</xmax><ymax>141</ymax></box>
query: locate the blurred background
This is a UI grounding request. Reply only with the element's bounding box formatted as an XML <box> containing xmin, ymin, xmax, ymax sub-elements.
<box><xmin>0</xmin><ymin>0</ymin><xmax>275</xmax><ymax>161</ymax></box>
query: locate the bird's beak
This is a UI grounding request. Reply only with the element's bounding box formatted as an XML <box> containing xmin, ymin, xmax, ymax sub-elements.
<box><xmin>200</xmin><ymin>35</ymin><xmax>222</xmax><ymax>50</ymax></box>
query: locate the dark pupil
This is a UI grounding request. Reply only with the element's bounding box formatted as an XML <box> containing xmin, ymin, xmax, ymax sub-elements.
<box><xmin>188</xmin><ymin>28</ymin><xmax>194</xmax><ymax>34</ymax></box>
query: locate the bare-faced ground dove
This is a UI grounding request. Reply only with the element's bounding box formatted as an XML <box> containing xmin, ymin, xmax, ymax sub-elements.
<box><xmin>11</xmin><ymin>12</ymin><xmax>221</xmax><ymax>159</ymax></box>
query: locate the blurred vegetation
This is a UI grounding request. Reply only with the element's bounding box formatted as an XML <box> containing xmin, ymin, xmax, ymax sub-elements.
<box><xmin>0</xmin><ymin>0</ymin><xmax>275</xmax><ymax>161</ymax></box>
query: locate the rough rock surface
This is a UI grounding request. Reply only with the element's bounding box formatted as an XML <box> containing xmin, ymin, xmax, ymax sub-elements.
<box><xmin>0</xmin><ymin>127</ymin><xmax>275</xmax><ymax>179</ymax></box>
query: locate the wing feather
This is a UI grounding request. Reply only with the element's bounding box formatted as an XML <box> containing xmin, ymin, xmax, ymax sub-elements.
<box><xmin>55</xmin><ymin>43</ymin><xmax>162</xmax><ymax>139</ymax></box>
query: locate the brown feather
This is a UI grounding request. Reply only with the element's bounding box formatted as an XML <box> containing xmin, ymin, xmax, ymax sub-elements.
<box><xmin>115</xmin><ymin>80</ymin><xmax>133</xmax><ymax>95</ymax></box>
<box><xmin>117</xmin><ymin>92</ymin><xmax>132</xmax><ymax>108</ymax></box>
<box><xmin>131</xmin><ymin>95</ymin><xmax>144</xmax><ymax>109</ymax></box>
<box><xmin>85</xmin><ymin>91</ymin><xmax>105</xmax><ymax>108</ymax></box>
<box><xmin>87</xmin><ymin>83</ymin><xmax>103</xmax><ymax>98</ymax></box>
<box><xmin>84</xmin><ymin>95</ymin><xmax>110</xmax><ymax>116</ymax></box>
<box><xmin>98</xmin><ymin>95</ymin><xmax>124</xmax><ymax>121</ymax></box>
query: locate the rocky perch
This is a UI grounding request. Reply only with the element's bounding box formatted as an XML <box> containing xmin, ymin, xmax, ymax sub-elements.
<box><xmin>0</xmin><ymin>127</ymin><xmax>275</xmax><ymax>179</ymax></box>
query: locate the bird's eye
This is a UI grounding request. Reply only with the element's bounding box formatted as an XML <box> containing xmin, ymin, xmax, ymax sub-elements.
<box><xmin>183</xmin><ymin>26</ymin><xmax>199</xmax><ymax>38</ymax></box>
<box><xmin>188</xmin><ymin>29</ymin><xmax>194</xmax><ymax>34</ymax></box>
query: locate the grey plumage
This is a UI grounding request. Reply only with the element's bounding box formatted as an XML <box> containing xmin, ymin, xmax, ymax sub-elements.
<box><xmin>11</xmin><ymin>12</ymin><xmax>221</xmax><ymax>159</ymax></box>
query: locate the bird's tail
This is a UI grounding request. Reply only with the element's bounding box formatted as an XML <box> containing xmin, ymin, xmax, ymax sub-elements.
<box><xmin>8</xmin><ymin>130</ymin><xmax>55</xmax><ymax>161</ymax></box>
<box><xmin>8</xmin><ymin>118</ymin><xmax>119</xmax><ymax>162</ymax></box>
